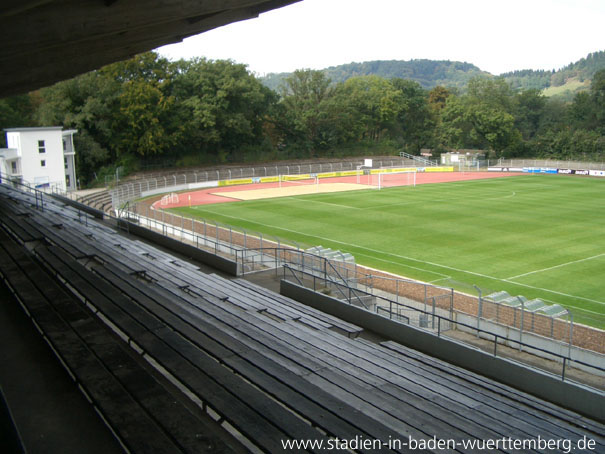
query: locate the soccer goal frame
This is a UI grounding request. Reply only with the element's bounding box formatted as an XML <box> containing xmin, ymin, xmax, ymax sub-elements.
<box><xmin>373</xmin><ymin>169</ymin><xmax>417</xmax><ymax>190</ymax></box>
<box><xmin>278</xmin><ymin>174</ymin><xmax>319</xmax><ymax>188</ymax></box>
<box><xmin>160</xmin><ymin>192</ymin><xmax>179</xmax><ymax>206</ymax></box>
<box><xmin>356</xmin><ymin>165</ymin><xmax>373</xmax><ymax>185</ymax></box>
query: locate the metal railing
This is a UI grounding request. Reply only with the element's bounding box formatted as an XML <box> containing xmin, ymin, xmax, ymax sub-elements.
<box><xmin>128</xmin><ymin>201</ymin><xmax>593</xmax><ymax>349</ymax></box>
<box><xmin>103</xmin><ymin>156</ymin><xmax>605</xmax><ymax>209</ymax></box>
<box><xmin>109</xmin><ymin>157</ymin><xmax>417</xmax><ymax>208</ymax></box>
<box><xmin>279</xmin><ymin>260</ymin><xmax>605</xmax><ymax>385</ymax></box>
<box><xmin>4</xmin><ymin>180</ymin><xmax>604</xmax><ymax>388</ymax></box>
<box><xmin>399</xmin><ymin>151</ymin><xmax>437</xmax><ymax>166</ymax></box>
<box><xmin>126</xmin><ymin>200</ymin><xmax>603</xmax><ymax>356</ymax></box>
<box><xmin>495</xmin><ymin>158</ymin><xmax>605</xmax><ymax>170</ymax></box>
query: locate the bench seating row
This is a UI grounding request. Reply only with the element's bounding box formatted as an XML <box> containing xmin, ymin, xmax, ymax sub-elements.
<box><xmin>0</xmin><ymin>184</ymin><xmax>603</xmax><ymax>453</ymax></box>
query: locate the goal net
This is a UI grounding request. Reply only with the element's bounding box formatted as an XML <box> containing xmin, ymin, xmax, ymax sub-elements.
<box><xmin>371</xmin><ymin>170</ymin><xmax>417</xmax><ymax>190</ymax></box>
<box><xmin>279</xmin><ymin>174</ymin><xmax>319</xmax><ymax>188</ymax></box>
<box><xmin>160</xmin><ymin>193</ymin><xmax>179</xmax><ymax>206</ymax></box>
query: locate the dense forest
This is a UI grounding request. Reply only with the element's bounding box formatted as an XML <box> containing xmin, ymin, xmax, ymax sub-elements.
<box><xmin>0</xmin><ymin>51</ymin><xmax>604</xmax><ymax>187</ymax></box>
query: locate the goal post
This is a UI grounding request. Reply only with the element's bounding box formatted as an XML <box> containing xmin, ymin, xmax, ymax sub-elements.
<box><xmin>160</xmin><ymin>192</ymin><xmax>180</xmax><ymax>206</ymax></box>
<box><xmin>373</xmin><ymin>169</ymin><xmax>417</xmax><ymax>190</ymax></box>
<box><xmin>278</xmin><ymin>174</ymin><xmax>319</xmax><ymax>188</ymax></box>
<box><xmin>356</xmin><ymin>158</ymin><xmax>374</xmax><ymax>184</ymax></box>
<box><xmin>356</xmin><ymin>165</ymin><xmax>373</xmax><ymax>185</ymax></box>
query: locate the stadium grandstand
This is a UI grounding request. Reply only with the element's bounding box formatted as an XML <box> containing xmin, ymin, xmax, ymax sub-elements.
<box><xmin>1</xmin><ymin>169</ymin><xmax>604</xmax><ymax>451</ymax></box>
<box><xmin>1</xmin><ymin>1</ymin><xmax>604</xmax><ymax>452</ymax></box>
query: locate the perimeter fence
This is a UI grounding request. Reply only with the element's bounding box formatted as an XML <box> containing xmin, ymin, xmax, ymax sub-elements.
<box><xmin>117</xmin><ymin>204</ymin><xmax>605</xmax><ymax>387</ymax></box>
<box><xmin>109</xmin><ymin>156</ymin><xmax>605</xmax><ymax>210</ymax></box>
<box><xmin>110</xmin><ymin>157</ymin><xmax>414</xmax><ymax>208</ymax></box>
<box><xmin>496</xmin><ymin>158</ymin><xmax>605</xmax><ymax>170</ymax></box>
<box><xmin>123</xmin><ymin>202</ymin><xmax>605</xmax><ymax>359</ymax></box>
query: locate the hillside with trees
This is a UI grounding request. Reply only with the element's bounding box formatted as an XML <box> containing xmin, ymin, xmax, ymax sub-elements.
<box><xmin>262</xmin><ymin>59</ymin><xmax>490</xmax><ymax>91</ymax></box>
<box><xmin>0</xmin><ymin>51</ymin><xmax>603</xmax><ymax>187</ymax></box>
<box><xmin>263</xmin><ymin>51</ymin><xmax>605</xmax><ymax>98</ymax></box>
<box><xmin>501</xmin><ymin>51</ymin><xmax>605</xmax><ymax>99</ymax></box>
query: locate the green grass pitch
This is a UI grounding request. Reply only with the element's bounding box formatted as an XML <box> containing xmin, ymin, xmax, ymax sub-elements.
<box><xmin>169</xmin><ymin>175</ymin><xmax>605</xmax><ymax>329</ymax></box>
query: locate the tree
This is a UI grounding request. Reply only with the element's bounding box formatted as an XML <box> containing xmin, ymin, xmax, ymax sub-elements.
<box><xmin>0</xmin><ymin>93</ymin><xmax>37</xmax><ymax>146</ymax></box>
<box><xmin>439</xmin><ymin>89</ymin><xmax>519</xmax><ymax>155</ymax></box>
<box><xmin>428</xmin><ymin>85</ymin><xmax>451</xmax><ymax>113</ymax></box>
<box><xmin>513</xmin><ymin>89</ymin><xmax>546</xmax><ymax>140</ymax></box>
<box><xmin>35</xmin><ymin>71</ymin><xmax>120</xmax><ymax>183</ymax></box>
<box><xmin>390</xmin><ymin>79</ymin><xmax>435</xmax><ymax>152</ymax></box>
<box><xmin>588</xmin><ymin>69</ymin><xmax>605</xmax><ymax>132</ymax></box>
<box><xmin>276</xmin><ymin>69</ymin><xmax>335</xmax><ymax>154</ymax></box>
<box><xmin>339</xmin><ymin>75</ymin><xmax>402</xmax><ymax>142</ymax></box>
<box><xmin>113</xmin><ymin>79</ymin><xmax>179</xmax><ymax>157</ymax></box>
<box><xmin>173</xmin><ymin>58</ymin><xmax>278</xmax><ymax>161</ymax></box>
<box><xmin>103</xmin><ymin>53</ymin><xmax>181</xmax><ymax>158</ymax></box>
<box><xmin>467</xmin><ymin>77</ymin><xmax>514</xmax><ymax>111</ymax></box>
<box><xmin>438</xmin><ymin>77</ymin><xmax>521</xmax><ymax>156</ymax></box>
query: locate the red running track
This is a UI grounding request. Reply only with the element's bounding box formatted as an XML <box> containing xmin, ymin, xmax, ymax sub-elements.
<box><xmin>152</xmin><ymin>171</ymin><xmax>525</xmax><ymax>209</ymax></box>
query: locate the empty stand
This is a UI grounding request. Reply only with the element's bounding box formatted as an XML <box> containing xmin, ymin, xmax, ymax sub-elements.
<box><xmin>0</xmin><ymin>184</ymin><xmax>603</xmax><ymax>453</ymax></box>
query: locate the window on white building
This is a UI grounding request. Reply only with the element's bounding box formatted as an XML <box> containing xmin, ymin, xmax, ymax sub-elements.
<box><xmin>11</xmin><ymin>161</ymin><xmax>17</xmax><ymax>173</ymax></box>
<box><xmin>63</xmin><ymin>140</ymin><xmax>66</xmax><ymax>151</ymax></box>
<box><xmin>66</xmin><ymin>174</ymin><xmax>71</xmax><ymax>187</ymax></box>
<box><xmin>38</xmin><ymin>140</ymin><xmax>46</xmax><ymax>153</ymax></box>
<box><xmin>64</xmin><ymin>157</ymin><xmax>68</xmax><ymax>169</ymax></box>
<box><xmin>41</xmin><ymin>160</ymin><xmax>46</xmax><ymax>167</ymax></box>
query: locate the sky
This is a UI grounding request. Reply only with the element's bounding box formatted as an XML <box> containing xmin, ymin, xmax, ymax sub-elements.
<box><xmin>156</xmin><ymin>0</ymin><xmax>605</xmax><ymax>77</ymax></box>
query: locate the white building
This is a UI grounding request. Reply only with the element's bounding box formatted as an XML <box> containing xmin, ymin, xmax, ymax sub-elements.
<box><xmin>0</xmin><ymin>127</ymin><xmax>77</xmax><ymax>192</ymax></box>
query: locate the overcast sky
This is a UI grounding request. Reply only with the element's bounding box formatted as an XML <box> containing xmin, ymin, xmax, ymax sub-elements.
<box><xmin>157</xmin><ymin>0</ymin><xmax>605</xmax><ymax>76</ymax></box>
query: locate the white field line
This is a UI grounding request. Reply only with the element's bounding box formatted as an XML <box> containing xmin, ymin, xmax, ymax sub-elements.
<box><xmin>507</xmin><ymin>253</ymin><xmax>605</xmax><ymax>280</ymax></box>
<box><xmin>195</xmin><ymin>207</ymin><xmax>605</xmax><ymax>308</ymax></box>
<box><xmin>288</xmin><ymin>197</ymin><xmax>364</xmax><ymax>210</ymax></box>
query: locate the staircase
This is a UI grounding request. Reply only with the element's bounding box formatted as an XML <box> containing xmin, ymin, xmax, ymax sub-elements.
<box><xmin>399</xmin><ymin>151</ymin><xmax>437</xmax><ymax>167</ymax></box>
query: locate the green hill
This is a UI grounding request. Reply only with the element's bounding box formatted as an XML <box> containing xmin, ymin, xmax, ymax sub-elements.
<box><xmin>261</xmin><ymin>51</ymin><xmax>605</xmax><ymax>98</ymax></box>
<box><xmin>499</xmin><ymin>51</ymin><xmax>605</xmax><ymax>98</ymax></box>
<box><xmin>262</xmin><ymin>59</ymin><xmax>490</xmax><ymax>91</ymax></box>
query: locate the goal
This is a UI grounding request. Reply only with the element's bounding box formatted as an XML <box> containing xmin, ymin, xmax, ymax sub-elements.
<box><xmin>160</xmin><ymin>192</ymin><xmax>179</xmax><ymax>206</ymax></box>
<box><xmin>278</xmin><ymin>174</ymin><xmax>319</xmax><ymax>188</ymax></box>
<box><xmin>372</xmin><ymin>170</ymin><xmax>417</xmax><ymax>190</ymax></box>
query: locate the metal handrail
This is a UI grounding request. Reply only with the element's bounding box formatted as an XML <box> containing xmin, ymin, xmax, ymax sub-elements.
<box><xmin>281</xmin><ymin>263</ymin><xmax>605</xmax><ymax>385</ymax></box>
<box><xmin>399</xmin><ymin>151</ymin><xmax>437</xmax><ymax>166</ymax></box>
<box><xmin>7</xmin><ymin>183</ymin><xmax>603</xmax><ymax>387</ymax></box>
<box><xmin>115</xmin><ymin>208</ymin><xmax>588</xmax><ymax>361</ymax></box>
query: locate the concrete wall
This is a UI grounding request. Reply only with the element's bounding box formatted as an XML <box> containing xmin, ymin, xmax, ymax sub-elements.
<box><xmin>117</xmin><ymin>219</ymin><xmax>239</xmax><ymax>275</ymax></box>
<box><xmin>280</xmin><ymin>280</ymin><xmax>605</xmax><ymax>422</ymax></box>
